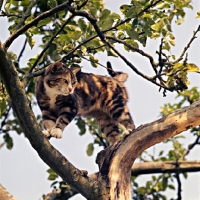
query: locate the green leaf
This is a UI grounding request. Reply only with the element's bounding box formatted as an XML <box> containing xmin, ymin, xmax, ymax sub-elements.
<box><xmin>101</xmin><ymin>18</ymin><xmax>114</xmax><ymax>30</ymax></box>
<box><xmin>99</xmin><ymin>9</ymin><xmax>111</xmax><ymax>22</ymax></box>
<box><xmin>0</xmin><ymin>98</ymin><xmax>7</xmax><ymax>116</ymax></box>
<box><xmin>196</xmin><ymin>11</ymin><xmax>200</xmax><ymax>18</ymax></box>
<box><xmin>65</xmin><ymin>25</ymin><xmax>81</xmax><ymax>40</ymax></box>
<box><xmin>107</xmin><ymin>49</ymin><xmax>118</xmax><ymax>57</ymax></box>
<box><xmin>176</xmin><ymin>18</ymin><xmax>184</xmax><ymax>25</ymax></box>
<box><xmin>86</xmin><ymin>143</ymin><xmax>94</xmax><ymax>156</ymax></box>
<box><xmin>151</xmin><ymin>20</ymin><xmax>164</xmax><ymax>32</ymax></box>
<box><xmin>25</xmin><ymin>31</ymin><xmax>35</xmax><ymax>49</ymax></box>
<box><xmin>4</xmin><ymin>3</ymin><xmax>11</xmax><ymax>14</ymax></box>
<box><xmin>185</xmin><ymin>63</ymin><xmax>199</xmax><ymax>72</ymax></box>
<box><xmin>3</xmin><ymin>133</ymin><xmax>13</xmax><ymax>150</ymax></box>
<box><xmin>125</xmin><ymin>6</ymin><xmax>138</xmax><ymax>18</ymax></box>
<box><xmin>37</xmin><ymin>18</ymin><xmax>52</xmax><ymax>27</ymax></box>
<box><xmin>47</xmin><ymin>168</ymin><xmax>58</xmax><ymax>180</ymax></box>
<box><xmin>78</xmin><ymin>18</ymin><xmax>87</xmax><ymax>32</ymax></box>
<box><xmin>168</xmin><ymin>184</ymin><xmax>175</xmax><ymax>190</ymax></box>
<box><xmin>76</xmin><ymin>118</ymin><xmax>86</xmax><ymax>135</ymax></box>
<box><xmin>47</xmin><ymin>0</ymin><xmax>57</xmax><ymax>8</ymax></box>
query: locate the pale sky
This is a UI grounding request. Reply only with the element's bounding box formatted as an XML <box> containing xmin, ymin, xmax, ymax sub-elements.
<box><xmin>0</xmin><ymin>1</ymin><xmax>200</xmax><ymax>199</ymax></box>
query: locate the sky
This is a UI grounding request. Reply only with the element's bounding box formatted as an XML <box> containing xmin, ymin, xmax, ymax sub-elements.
<box><xmin>0</xmin><ymin>0</ymin><xmax>200</xmax><ymax>200</ymax></box>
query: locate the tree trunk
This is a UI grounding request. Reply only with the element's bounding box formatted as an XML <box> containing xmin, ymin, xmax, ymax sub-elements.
<box><xmin>1</xmin><ymin>42</ymin><xmax>200</xmax><ymax>199</ymax></box>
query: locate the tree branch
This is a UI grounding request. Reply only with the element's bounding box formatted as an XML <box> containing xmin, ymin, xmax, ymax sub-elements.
<box><xmin>0</xmin><ymin>42</ymin><xmax>98</xmax><ymax>199</ymax></box>
<box><xmin>131</xmin><ymin>161</ymin><xmax>200</xmax><ymax>176</ymax></box>
<box><xmin>3</xmin><ymin>1</ymin><xmax>72</xmax><ymax>50</ymax></box>
<box><xmin>0</xmin><ymin>184</ymin><xmax>16</xmax><ymax>200</ymax></box>
<box><xmin>173</xmin><ymin>25</ymin><xmax>200</xmax><ymax>64</ymax></box>
<box><xmin>15</xmin><ymin>0</ymin><xmax>36</xmax><ymax>30</ymax></box>
<box><xmin>106</xmin><ymin>36</ymin><xmax>158</xmax><ymax>73</ymax></box>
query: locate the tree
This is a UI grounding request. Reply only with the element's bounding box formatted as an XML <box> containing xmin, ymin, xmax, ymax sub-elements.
<box><xmin>0</xmin><ymin>0</ymin><xmax>200</xmax><ymax>199</ymax></box>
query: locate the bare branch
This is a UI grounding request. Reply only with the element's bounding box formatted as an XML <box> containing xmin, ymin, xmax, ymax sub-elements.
<box><xmin>180</xmin><ymin>135</ymin><xmax>200</xmax><ymax>160</ymax></box>
<box><xmin>17</xmin><ymin>39</ymin><xmax>27</xmax><ymax>62</ymax></box>
<box><xmin>131</xmin><ymin>161</ymin><xmax>200</xmax><ymax>176</ymax></box>
<box><xmin>173</xmin><ymin>25</ymin><xmax>200</xmax><ymax>64</ymax></box>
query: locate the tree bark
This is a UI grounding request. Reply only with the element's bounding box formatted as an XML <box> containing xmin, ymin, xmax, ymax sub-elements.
<box><xmin>1</xmin><ymin>42</ymin><xmax>200</xmax><ymax>199</ymax></box>
<box><xmin>0</xmin><ymin>185</ymin><xmax>16</xmax><ymax>200</ymax></box>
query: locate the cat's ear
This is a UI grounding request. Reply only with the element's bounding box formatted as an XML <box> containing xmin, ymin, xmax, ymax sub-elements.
<box><xmin>51</xmin><ymin>62</ymin><xmax>64</xmax><ymax>74</ymax></box>
<box><xmin>71</xmin><ymin>67</ymin><xmax>81</xmax><ymax>75</ymax></box>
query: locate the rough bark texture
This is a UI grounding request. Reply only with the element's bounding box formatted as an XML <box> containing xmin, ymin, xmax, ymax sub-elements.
<box><xmin>1</xmin><ymin>42</ymin><xmax>200</xmax><ymax>199</ymax></box>
<box><xmin>0</xmin><ymin>185</ymin><xmax>16</xmax><ymax>200</ymax></box>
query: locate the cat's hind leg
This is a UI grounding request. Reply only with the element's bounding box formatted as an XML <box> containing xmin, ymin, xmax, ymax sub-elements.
<box><xmin>111</xmin><ymin>105</ymin><xmax>135</xmax><ymax>138</ymax></box>
<box><xmin>97</xmin><ymin>114</ymin><xmax>120</xmax><ymax>145</ymax></box>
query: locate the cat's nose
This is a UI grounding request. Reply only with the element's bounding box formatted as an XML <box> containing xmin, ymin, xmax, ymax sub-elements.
<box><xmin>69</xmin><ymin>87</ymin><xmax>72</xmax><ymax>92</ymax></box>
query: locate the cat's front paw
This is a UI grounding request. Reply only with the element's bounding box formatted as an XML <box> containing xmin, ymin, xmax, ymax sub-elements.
<box><xmin>50</xmin><ymin>128</ymin><xmax>63</xmax><ymax>138</ymax></box>
<box><xmin>122</xmin><ymin>129</ymin><xmax>132</xmax><ymax>138</ymax></box>
<box><xmin>42</xmin><ymin>130</ymin><xmax>51</xmax><ymax>138</ymax></box>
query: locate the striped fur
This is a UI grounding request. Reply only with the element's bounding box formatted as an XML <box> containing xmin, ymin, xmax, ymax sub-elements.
<box><xmin>35</xmin><ymin>62</ymin><xmax>135</xmax><ymax>145</ymax></box>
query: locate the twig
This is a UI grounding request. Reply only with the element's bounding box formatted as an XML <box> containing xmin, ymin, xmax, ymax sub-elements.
<box><xmin>0</xmin><ymin>12</ymin><xmax>22</xmax><ymax>17</ymax></box>
<box><xmin>29</xmin><ymin>15</ymin><xmax>74</xmax><ymax>72</ymax></box>
<box><xmin>30</xmin><ymin>0</ymin><xmax>88</xmax><ymax>73</ymax></box>
<box><xmin>60</xmin><ymin>34</ymin><xmax>98</xmax><ymax>63</ymax></box>
<box><xmin>3</xmin><ymin>1</ymin><xmax>72</xmax><ymax>50</ymax></box>
<box><xmin>180</xmin><ymin>135</ymin><xmax>200</xmax><ymax>160</ymax></box>
<box><xmin>15</xmin><ymin>0</ymin><xmax>36</xmax><ymax>30</ymax></box>
<box><xmin>175</xmin><ymin>170</ymin><xmax>182</xmax><ymax>200</ymax></box>
<box><xmin>82</xmin><ymin>56</ymin><xmax>106</xmax><ymax>68</ymax></box>
<box><xmin>158</xmin><ymin>38</ymin><xmax>164</xmax><ymax>75</ymax></box>
<box><xmin>61</xmin><ymin>0</ymin><xmax>162</xmax><ymax>63</ymax></box>
<box><xmin>66</xmin><ymin>4</ymin><xmax>173</xmax><ymax>92</ymax></box>
<box><xmin>1</xmin><ymin>106</ymin><xmax>11</xmax><ymax>128</ymax></box>
<box><xmin>0</xmin><ymin>0</ymin><xmax>4</xmax><ymax>11</ymax></box>
<box><xmin>0</xmin><ymin>142</ymin><xmax>5</xmax><ymax>148</ymax></box>
<box><xmin>106</xmin><ymin>36</ymin><xmax>158</xmax><ymax>74</ymax></box>
<box><xmin>173</xmin><ymin>25</ymin><xmax>200</xmax><ymax>64</ymax></box>
<box><xmin>17</xmin><ymin>39</ymin><xmax>27</xmax><ymax>62</ymax></box>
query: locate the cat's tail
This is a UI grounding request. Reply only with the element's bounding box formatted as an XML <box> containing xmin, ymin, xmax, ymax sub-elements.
<box><xmin>107</xmin><ymin>61</ymin><xmax>128</xmax><ymax>82</ymax></box>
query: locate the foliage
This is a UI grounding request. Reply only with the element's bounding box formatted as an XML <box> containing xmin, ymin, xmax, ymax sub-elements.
<box><xmin>0</xmin><ymin>0</ymin><xmax>200</xmax><ymax>199</ymax></box>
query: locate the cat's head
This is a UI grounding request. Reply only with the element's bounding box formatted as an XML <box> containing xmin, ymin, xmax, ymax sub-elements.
<box><xmin>44</xmin><ymin>62</ymin><xmax>81</xmax><ymax>96</ymax></box>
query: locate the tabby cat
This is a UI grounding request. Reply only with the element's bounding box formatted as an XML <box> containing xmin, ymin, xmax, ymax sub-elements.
<box><xmin>35</xmin><ymin>62</ymin><xmax>135</xmax><ymax>145</ymax></box>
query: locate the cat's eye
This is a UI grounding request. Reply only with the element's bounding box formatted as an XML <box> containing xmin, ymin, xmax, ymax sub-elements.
<box><xmin>63</xmin><ymin>79</ymin><xmax>68</xmax><ymax>84</ymax></box>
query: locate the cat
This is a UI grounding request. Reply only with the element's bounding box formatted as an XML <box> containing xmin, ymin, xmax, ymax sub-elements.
<box><xmin>35</xmin><ymin>61</ymin><xmax>135</xmax><ymax>145</ymax></box>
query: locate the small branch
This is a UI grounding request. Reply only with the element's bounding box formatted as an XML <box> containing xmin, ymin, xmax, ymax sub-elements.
<box><xmin>29</xmin><ymin>15</ymin><xmax>74</xmax><ymax>72</ymax></box>
<box><xmin>0</xmin><ymin>0</ymin><xmax>4</xmax><ymax>11</ymax></box>
<box><xmin>15</xmin><ymin>0</ymin><xmax>36</xmax><ymax>30</ymax></box>
<box><xmin>173</xmin><ymin>25</ymin><xmax>200</xmax><ymax>64</ymax></box>
<box><xmin>17</xmin><ymin>39</ymin><xmax>27</xmax><ymax>62</ymax></box>
<box><xmin>158</xmin><ymin>38</ymin><xmax>164</xmax><ymax>75</ymax></box>
<box><xmin>180</xmin><ymin>135</ymin><xmax>200</xmax><ymax>160</ymax></box>
<box><xmin>3</xmin><ymin>1</ymin><xmax>72</xmax><ymax>50</ymax></box>
<box><xmin>106</xmin><ymin>36</ymin><xmax>158</xmax><ymax>74</ymax></box>
<box><xmin>175</xmin><ymin>162</ymin><xmax>182</xmax><ymax>200</ymax></box>
<box><xmin>1</xmin><ymin>106</ymin><xmax>11</xmax><ymax>128</ymax></box>
<box><xmin>30</xmin><ymin>0</ymin><xmax>88</xmax><ymax>72</ymax></box>
<box><xmin>60</xmin><ymin>34</ymin><xmax>98</xmax><ymax>63</ymax></box>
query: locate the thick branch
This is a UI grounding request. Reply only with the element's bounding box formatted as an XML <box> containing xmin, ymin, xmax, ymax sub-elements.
<box><xmin>0</xmin><ymin>43</ymin><xmax>98</xmax><ymax>199</ymax></box>
<box><xmin>0</xmin><ymin>184</ymin><xmax>16</xmax><ymax>200</ymax></box>
<box><xmin>131</xmin><ymin>161</ymin><xmax>200</xmax><ymax>176</ymax></box>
